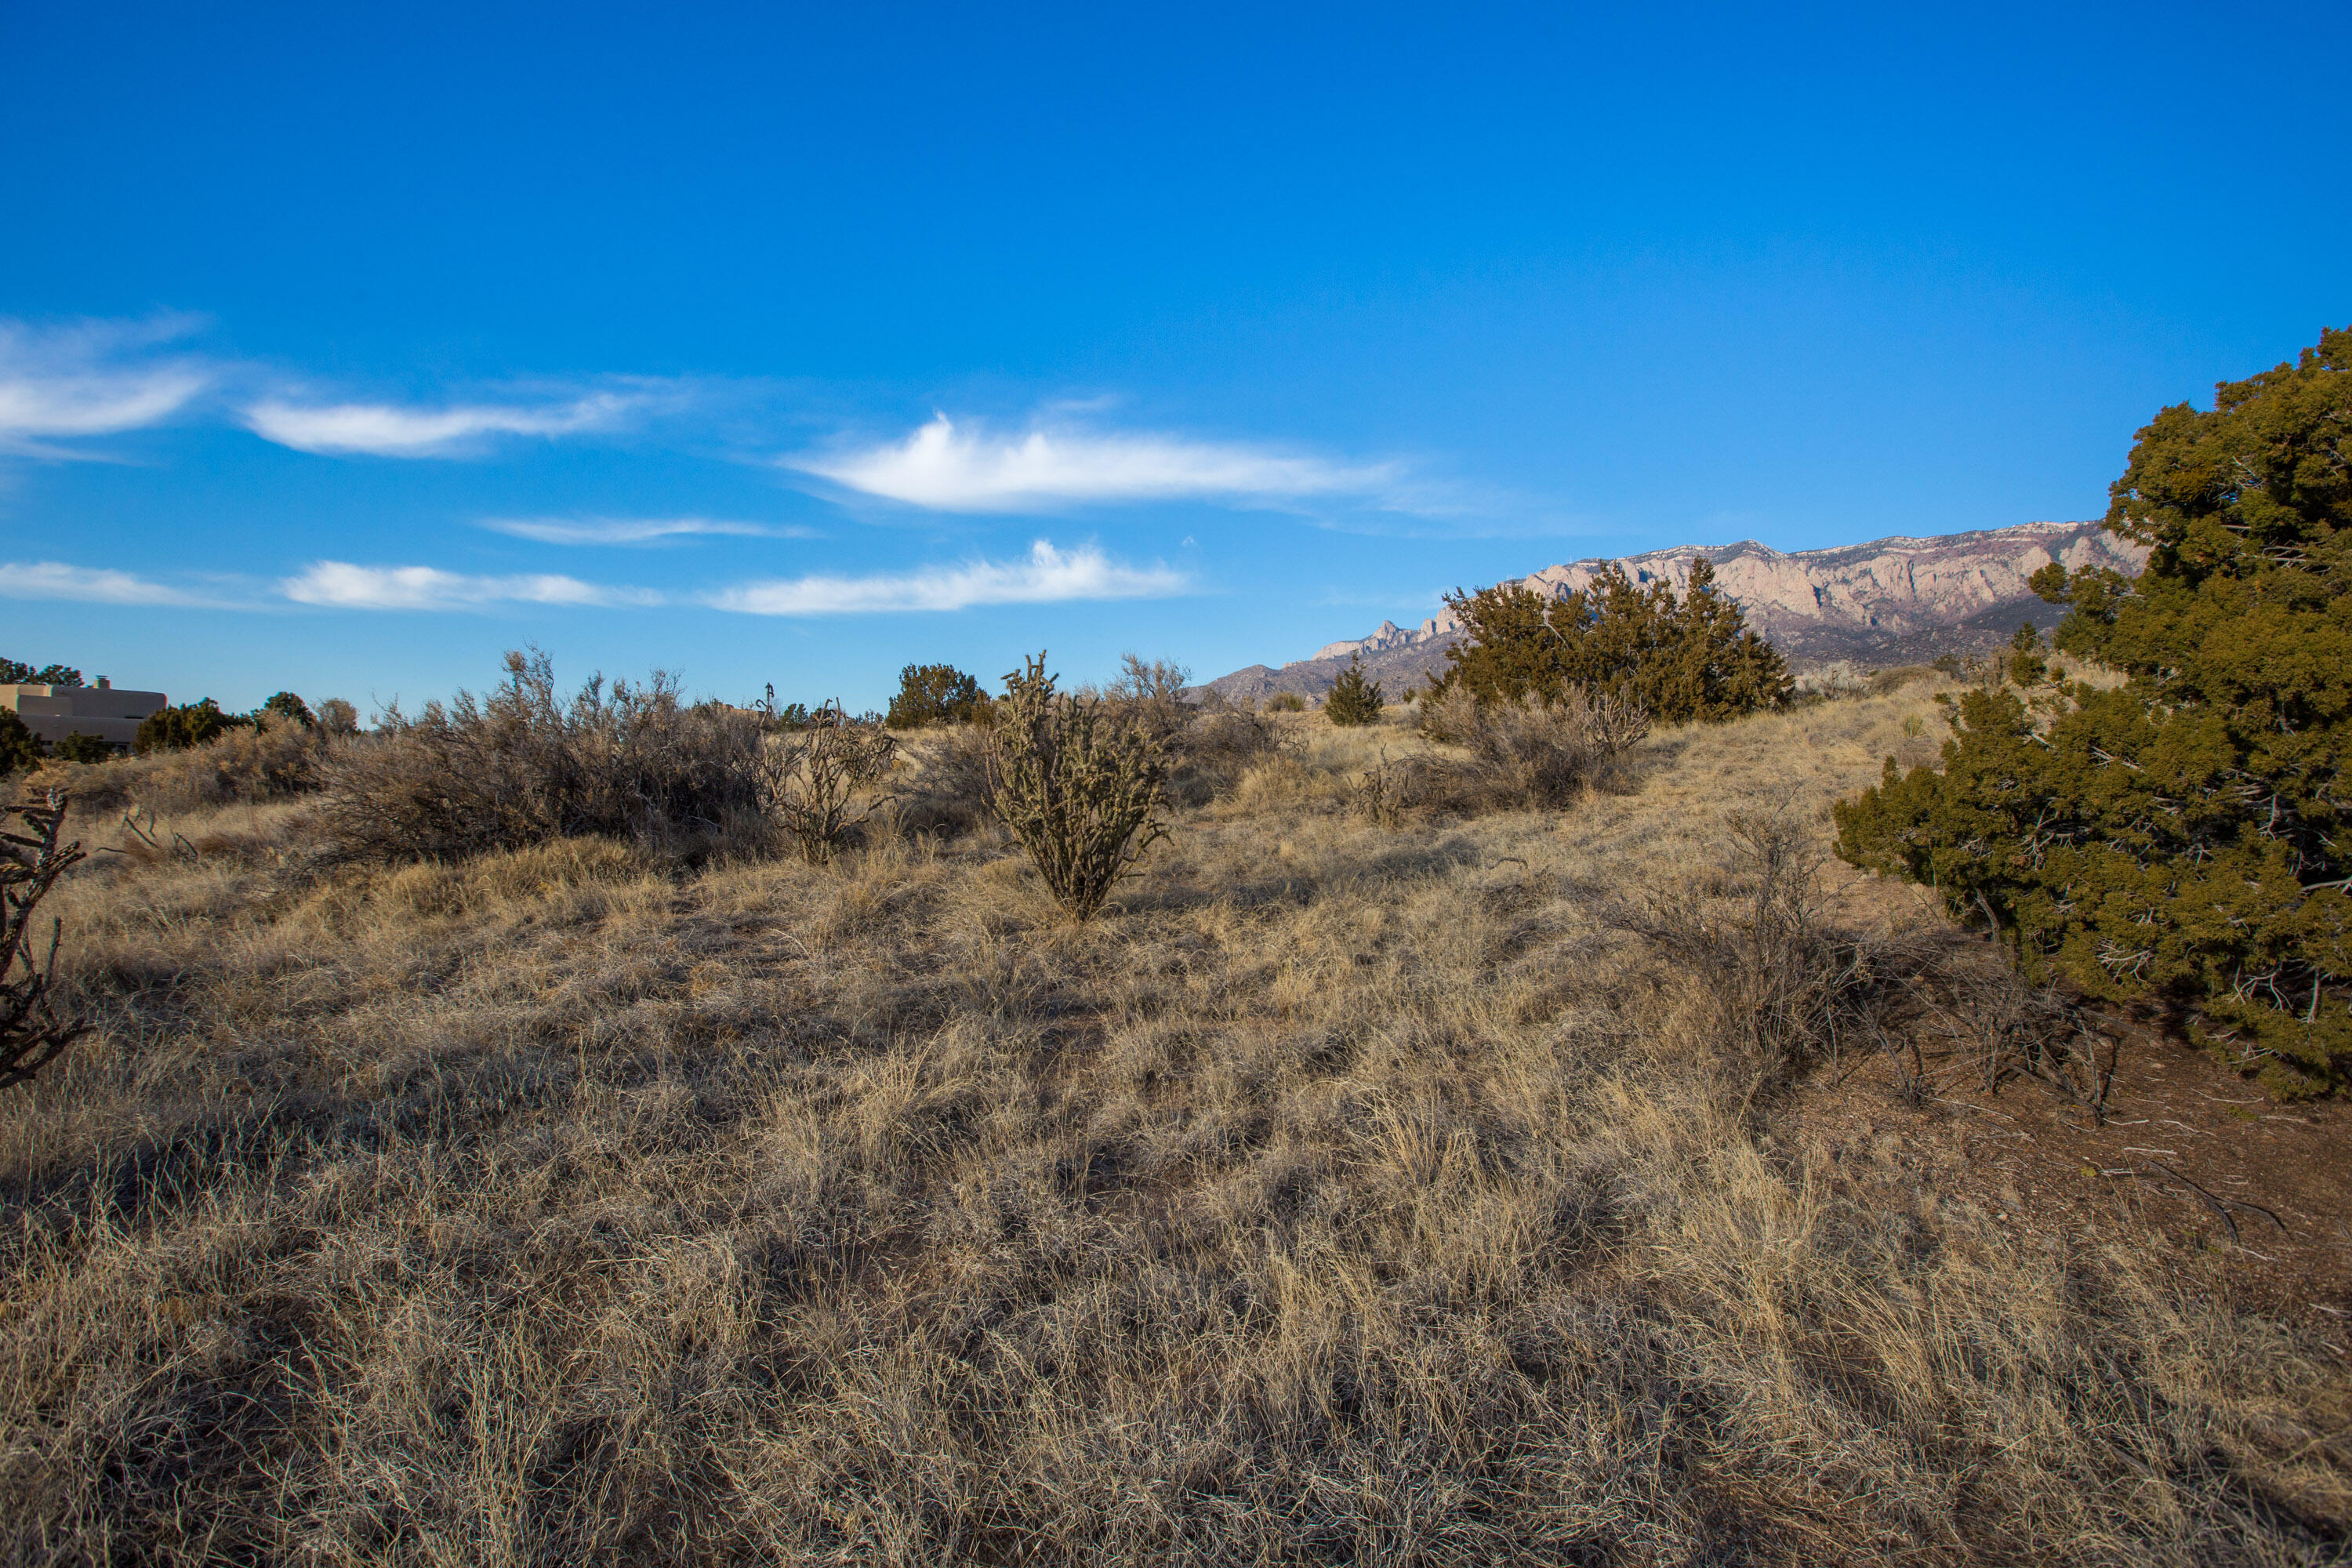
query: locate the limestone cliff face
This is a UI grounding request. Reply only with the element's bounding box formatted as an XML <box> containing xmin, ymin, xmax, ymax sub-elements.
<box><xmin>1207</xmin><ymin>520</ymin><xmax>2147</xmax><ymax>704</ymax></box>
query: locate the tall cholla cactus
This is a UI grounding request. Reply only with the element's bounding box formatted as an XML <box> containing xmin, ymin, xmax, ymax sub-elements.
<box><xmin>986</xmin><ymin>652</ymin><xmax>1171</xmax><ymax>922</ymax></box>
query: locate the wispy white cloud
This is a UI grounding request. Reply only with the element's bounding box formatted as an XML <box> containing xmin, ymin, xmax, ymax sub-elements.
<box><xmin>789</xmin><ymin>413</ymin><xmax>1405</xmax><ymax>512</ymax></box>
<box><xmin>0</xmin><ymin>560</ymin><xmax>216</xmax><ymax>606</ymax></box>
<box><xmin>709</xmin><ymin>539</ymin><xmax>1186</xmax><ymax>615</ymax></box>
<box><xmin>281</xmin><ymin>561</ymin><xmax>663</xmax><ymax>611</ymax></box>
<box><xmin>244</xmin><ymin>391</ymin><xmax>641</xmax><ymax>457</ymax></box>
<box><xmin>0</xmin><ymin>317</ymin><xmax>212</xmax><ymax>455</ymax></box>
<box><xmin>479</xmin><ymin>515</ymin><xmax>817</xmax><ymax>546</ymax></box>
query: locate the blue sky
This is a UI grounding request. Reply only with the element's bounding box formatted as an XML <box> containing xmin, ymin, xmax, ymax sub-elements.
<box><xmin>3</xmin><ymin>2</ymin><xmax>2347</xmax><ymax>713</ymax></box>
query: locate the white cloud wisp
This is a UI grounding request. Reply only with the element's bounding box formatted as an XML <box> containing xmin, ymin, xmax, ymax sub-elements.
<box><xmin>480</xmin><ymin>515</ymin><xmax>811</xmax><ymax>546</ymax></box>
<box><xmin>789</xmin><ymin>414</ymin><xmax>1404</xmax><ymax>512</ymax></box>
<box><xmin>245</xmin><ymin>392</ymin><xmax>639</xmax><ymax>457</ymax></box>
<box><xmin>281</xmin><ymin>561</ymin><xmax>663</xmax><ymax>611</ymax></box>
<box><xmin>0</xmin><ymin>561</ymin><xmax>216</xmax><ymax>606</ymax></box>
<box><xmin>0</xmin><ymin>317</ymin><xmax>211</xmax><ymax>454</ymax></box>
<box><xmin>709</xmin><ymin>539</ymin><xmax>1186</xmax><ymax>615</ymax></box>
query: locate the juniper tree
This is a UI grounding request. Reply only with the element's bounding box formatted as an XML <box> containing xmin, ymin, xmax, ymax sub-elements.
<box><xmin>885</xmin><ymin>663</ymin><xmax>985</xmax><ymax>728</ymax></box>
<box><xmin>1324</xmin><ymin>654</ymin><xmax>1385</xmax><ymax>726</ymax></box>
<box><xmin>1437</xmin><ymin>558</ymin><xmax>1790</xmax><ymax>722</ymax></box>
<box><xmin>1837</xmin><ymin>325</ymin><xmax>2352</xmax><ymax>1094</ymax></box>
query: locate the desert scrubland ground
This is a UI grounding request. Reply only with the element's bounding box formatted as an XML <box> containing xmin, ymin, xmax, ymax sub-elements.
<box><xmin>4</xmin><ymin>681</ymin><xmax>2350</xmax><ymax>1565</ymax></box>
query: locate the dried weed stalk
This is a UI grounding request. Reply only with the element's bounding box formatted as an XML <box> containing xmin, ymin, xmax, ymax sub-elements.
<box><xmin>988</xmin><ymin>652</ymin><xmax>1170</xmax><ymax>920</ymax></box>
<box><xmin>2</xmin><ymin>790</ymin><xmax>88</xmax><ymax>1089</ymax></box>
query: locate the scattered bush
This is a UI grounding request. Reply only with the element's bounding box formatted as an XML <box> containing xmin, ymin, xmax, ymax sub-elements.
<box><xmin>987</xmin><ymin>652</ymin><xmax>1171</xmax><ymax>921</ymax></box>
<box><xmin>1104</xmin><ymin>654</ymin><xmax>1196</xmax><ymax>746</ymax></box>
<box><xmin>0</xmin><ymin>659</ymin><xmax>81</xmax><ymax>686</ymax></box>
<box><xmin>1324</xmin><ymin>653</ymin><xmax>1385</xmax><ymax>726</ymax></box>
<box><xmin>49</xmin><ymin>733</ymin><xmax>115</xmax><ymax>765</ymax></box>
<box><xmin>1838</xmin><ymin>326</ymin><xmax>2352</xmax><ymax>1095</ymax></box>
<box><xmin>1265</xmin><ymin>691</ymin><xmax>1306</xmax><ymax>713</ymax></box>
<box><xmin>141</xmin><ymin>714</ymin><xmax>331</xmax><ymax>808</ymax></box>
<box><xmin>1621</xmin><ymin>811</ymin><xmax>2107</xmax><ymax>1113</ymax></box>
<box><xmin>0</xmin><ymin>712</ymin><xmax>40</xmax><ymax>777</ymax></box>
<box><xmin>321</xmin><ymin>649</ymin><xmax>766</xmax><ymax>863</ymax></box>
<box><xmin>1393</xmin><ymin>687</ymin><xmax>1652</xmax><ymax>816</ymax></box>
<box><xmin>316</xmin><ymin>697</ymin><xmax>360</xmax><ymax>736</ymax></box>
<box><xmin>135</xmin><ymin>698</ymin><xmax>249</xmax><ymax>755</ymax></box>
<box><xmin>885</xmin><ymin>663</ymin><xmax>986</xmax><ymax>729</ymax></box>
<box><xmin>1438</xmin><ymin>557</ymin><xmax>1791</xmax><ymax>722</ymax></box>
<box><xmin>894</xmin><ymin>722</ymin><xmax>996</xmax><ymax>840</ymax></box>
<box><xmin>1167</xmin><ymin>706</ymin><xmax>1293</xmax><ymax>806</ymax></box>
<box><xmin>263</xmin><ymin>691</ymin><xmax>315</xmax><ymax>728</ymax></box>
<box><xmin>757</xmin><ymin>702</ymin><xmax>898</xmax><ymax>864</ymax></box>
<box><xmin>1</xmin><ymin>789</ymin><xmax>87</xmax><ymax>1091</ymax></box>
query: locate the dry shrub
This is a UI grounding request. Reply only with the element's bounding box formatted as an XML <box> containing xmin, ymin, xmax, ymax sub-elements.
<box><xmin>320</xmin><ymin>648</ymin><xmax>765</xmax><ymax>862</ymax></box>
<box><xmin>1404</xmin><ymin>686</ymin><xmax>1652</xmax><ymax>814</ymax></box>
<box><xmin>755</xmin><ymin>705</ymin><xmax>897</xmax><ymax>865</ymax></box>
<box><xmin>1168</xmin><ymin>707</ymin><xmax>1293</xmax><ymax>806</ymax></box>
<box><xmin>19</xmin><ymin>717</ymin><xmax>332</xmax><ymax>819</ymax></box>
<box><xmin>893</xmin><ymin>722</ymin><xmax>996</xmax><ymax>840</ymax></box>
<box><xmin>1621</xmin><ymin>809</ymin><xmax>2112</xmax><ymax>1118</ymax></box>
<box><xmin>988</xmin><ymin>652</ymin><xmax>1170</xmax><ymax>920</ymax></box>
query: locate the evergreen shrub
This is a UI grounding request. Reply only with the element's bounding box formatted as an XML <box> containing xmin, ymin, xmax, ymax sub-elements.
<box><xmin>1325</xmin><ymin>655</ymin><xmax>1385</xmax><ymax>727</ymax></box>
<box><xmin>886</xmin><ymin>664</ymin><xmax>986</xmax><ymax>729</ymax></box>
<box><xmin>1436</xmin><ymin>557</ymin><xmax>1791</xmax><ymax>723</ymax></box>
<box><xmin>1836</xmin><ymin>326</ymin><xmax>2352</xmax><ymax>1094</ymax></box>
<box><xmin>0</xmin><ymin>712</ymin><xmax>38</xmax><ymax>776</ymax></box>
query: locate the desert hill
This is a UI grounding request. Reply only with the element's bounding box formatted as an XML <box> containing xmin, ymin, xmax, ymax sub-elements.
<box><xmin>1203</xmin><ymin>519</ymin><xmax>2148</xmax><ymax>703</ymax></box>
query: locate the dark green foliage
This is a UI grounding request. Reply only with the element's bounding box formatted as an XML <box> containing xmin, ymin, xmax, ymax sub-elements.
<box><xmin>263</xmin><ymin>691</ymin><xmax>316</xmax><ymax>728</ymax></box>
<box><xmin>1265</xmin><ymin>691</ymin><xmax>1305</xmax><ymax>713</ymax></box>
<box><xmin>1437</xmin><ymin>558</ymin><xmax>1791</xmax><ymax>723</ymax></box>
<box><xmin>135</xmin><ymin>699</ymin><xmax>248</xmax><ymax>755</ymax></box>
<box><xmin>0</xmin><ymin>661</ymin><xmax>83</xmax><ymax>687</ymax></box>
<box><xmin>1838</xmin><ymin>326</ymin><xmax>2352</xmax><ymax>1095</ymax></box>
<box><xmin>50</xmin><ymin>734</ymin><xmax>116</xmax><ymax>765</ymax></box>
<box><xmin>0</xmin><ymin>712</ymin><xmax>38</xmax><ymax>776</ymax></box>
<box><xmin>1324</xmin><ymin>655</ymin><xmax>1385</xmax><ymax>727</ymax></box>
<box><xmin>886</xmin><ymin>663</ymin><xmax>985</xmax><ymax>729</ymax></box>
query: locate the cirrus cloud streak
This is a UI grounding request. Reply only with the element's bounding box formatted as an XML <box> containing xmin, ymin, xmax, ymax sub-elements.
<box><xmin>709</xmin><ymin>539</ymin><xmax>1186</xmax><ymax>615</ymax></box>
<box><xmin>281</xmin><ymin>561</ymin><xmax>664</xmax><ymax>611</ymax></box>
<box><xmin>790</xmin><ymin>414</ymin><xmax>1405</xmax><ymax>513</ymax></box>
<box><xmin>480</xmin><ymin>515</ymin><xmax>816</xmax><ymax>546</ymax></box>
<box><xmin>0</xmin><ymin>317</ymin><xmax>212</xmax><ymax>455</ymax></box>
<box><xmin>0</xmin><ymin>560</ymin><xmax>219</xmax><ymax>606</ymax></box>
<box><xmin>244</xmin><ymin>392</ymin><xmax>641</xmax><ymax>457</ymax></box>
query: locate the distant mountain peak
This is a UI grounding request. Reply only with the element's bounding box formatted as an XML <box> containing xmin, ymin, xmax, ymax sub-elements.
<box><xmin>1206</xmin><ymin>520</ymin><xmax>2147</xmax><ymax>703</ymax></box>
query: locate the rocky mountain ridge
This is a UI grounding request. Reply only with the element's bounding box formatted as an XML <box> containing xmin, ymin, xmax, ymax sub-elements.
<box><xmin>1203</xmin><ymin>519</ymin><xmax>2148</xmax><ymax>705</ymax></box>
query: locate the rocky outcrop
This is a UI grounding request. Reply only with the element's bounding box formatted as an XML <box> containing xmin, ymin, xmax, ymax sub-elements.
<box><xmin>1203</xmin><ymin>520</ymin><xmax>2147</xmax><ymax>705</ymax></box>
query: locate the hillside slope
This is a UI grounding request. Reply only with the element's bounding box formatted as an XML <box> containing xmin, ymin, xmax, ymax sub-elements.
<box><xmin>1204</xmin><ymin>519</ymin><xmax>2147</xmax><ymax>703</ymax></box>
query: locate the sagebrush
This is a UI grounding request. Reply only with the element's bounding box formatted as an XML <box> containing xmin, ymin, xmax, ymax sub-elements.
<box><xmin>321</xmin><ymin>648</ymin><xmax>766</xmax><ymax>862</ymax></box>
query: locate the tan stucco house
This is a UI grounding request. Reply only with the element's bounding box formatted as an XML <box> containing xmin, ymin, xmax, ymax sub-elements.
<box><xmin>0</xmin><ymin>682</ymin><xmax>169</xmax><ymax>751</ymax></box>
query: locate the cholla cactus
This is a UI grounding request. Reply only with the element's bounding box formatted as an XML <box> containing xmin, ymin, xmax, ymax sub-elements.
<box><xmin>986</xmin><ymin>653</ymin><xmax>1169</xmax><ymax>921</ymax></box>
<box><xmin>757</xmin><ymin>701</ymin><xmax>897</xmax><ymax>866</ymax></box>
<box><xmin>2</xmin><ymin>790</ymin><xmax>87</xmax><ymax>1090</ymax></box>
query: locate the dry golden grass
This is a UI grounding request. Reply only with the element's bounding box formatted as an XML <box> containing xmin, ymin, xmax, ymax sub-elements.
<box><xmin>3</xmin><ymin>683</ymin><xmax>2347</xmax><ymax>1564</ymax></box>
